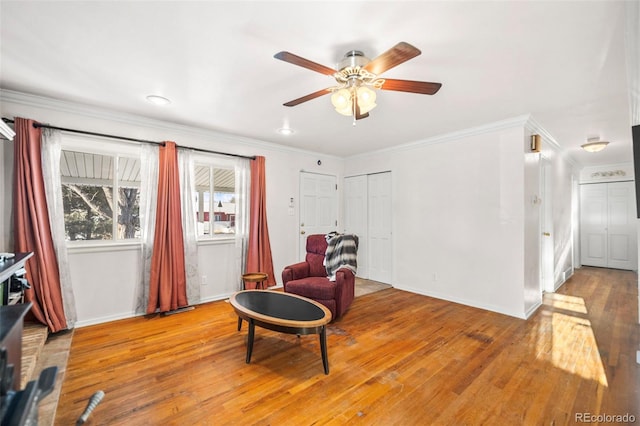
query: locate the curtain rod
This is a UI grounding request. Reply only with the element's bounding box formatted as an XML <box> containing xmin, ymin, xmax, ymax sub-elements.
<box><xmin>1</xmin><ymin>117</ymin><xmax>256</xmax><ymax>160</ymax></box>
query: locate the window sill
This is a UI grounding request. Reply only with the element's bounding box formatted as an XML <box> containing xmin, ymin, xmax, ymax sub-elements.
<box><xmin>197</xmin><ymin>237</ymin><xmax>236</xmax><ymax>246</ymax></box>
<box><xmin>67</xmin><ymin>240</ymin><xmax>141</xmax><ymax>254</ymax></box>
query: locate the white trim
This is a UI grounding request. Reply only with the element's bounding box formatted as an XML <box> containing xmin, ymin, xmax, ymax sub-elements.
<box><xmin>344</xmin><ymin>113</ymin><xmax>580</xmax><ymax>168</ymax></box>
<box><xmin>346</xmin><ymin>114</ymin><xmax>532</xmax><ymax>160</ymax></box>
<box><xmin>61</xmin><ymin>132</ymin><xmax>143</xmax><ymax>156</ymax></box>
<box><xmin>75</xmin><ymin>292</ymin><xmax>238</xmax><ymax>327</ymax></box>
<box><xmin>67</xmin><ymin>240</ymin><xmax>141</xmax><ymax>254</ymax></box>
<box><xmin>74</xmin><ymin>310</ymin><xmax>139</xmax><ymax>328</ymax></box>
<box><xmin>0</xmin><ymin>89</ymin><xmax>344</xmax><ymax>159</ymax></box>
<box><xmin>197</xmin><ymin>237</ymin><xmax>236</xmax><ymax>246</ymax></box>
<box><xmin>625</xmin><ymin>0</ymin><xmax>640</xmax><ymax>126</ymax></box>
<box><xmin>525</xmin><ymin>300</ymin><xmax>542</xmax><ymax>319</ymax></box>
<box><xmin>394</xmin><ymin>284</ymin><xmax>526</xmax><ymax>320</ymax></box>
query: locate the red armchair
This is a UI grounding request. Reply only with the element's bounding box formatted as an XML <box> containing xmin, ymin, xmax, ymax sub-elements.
<box><xmin>282</xmin><ymin>234</ymin><xmax>355</xmax><ymax>320</ymax></box>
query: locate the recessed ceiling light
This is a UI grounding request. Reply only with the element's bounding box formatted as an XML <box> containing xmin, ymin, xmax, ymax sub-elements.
<box><xmin>278</xmin><ymin>127</ymin><xmax>294</xmax><ymax>135</ymax></box>
<box><xmin>146</xmin><ymin>95</ymin><xmax>171</xmax><ymax>106</ymax></box>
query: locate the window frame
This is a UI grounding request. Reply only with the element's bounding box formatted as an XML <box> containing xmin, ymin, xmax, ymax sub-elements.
<box><xmin>59</xmin><ymin>134</ymin><xmax>143</xmax><ymax>247</ymax></box>
<box><xmin>192</xmin><ymin>154</ymin><xmax>239</xmax><ymax>241</ymax></box>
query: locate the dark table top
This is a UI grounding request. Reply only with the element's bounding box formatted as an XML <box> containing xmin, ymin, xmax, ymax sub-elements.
<box><xmin>0</xmin><ymin>252</ymin><xmax>33</xmax><ymax>283</ymax></box>
<box><xmin>230</xmin><ymin>290</ymin><xmax>331</xmax><ymax>326</ymax></box>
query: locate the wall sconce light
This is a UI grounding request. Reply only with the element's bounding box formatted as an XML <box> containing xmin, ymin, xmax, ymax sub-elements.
<box><xmin>531</xmin><ymin>134</ymin><xmax>541</xmax><ymax>153</ymax></box>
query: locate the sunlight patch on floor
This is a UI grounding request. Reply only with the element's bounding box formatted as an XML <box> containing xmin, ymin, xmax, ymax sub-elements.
<box><xmin>544</xmin><ymin>293</ymin><xmax>588</xmax><ymax>314</ymax></box>
<box><xmin>537</xmin><ymin>293</ymin><xmax>608</xmax><ymax>387</ymax></box>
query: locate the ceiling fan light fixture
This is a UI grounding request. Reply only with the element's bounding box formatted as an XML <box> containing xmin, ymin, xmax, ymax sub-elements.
<box><xmin>356</xmin><ymin>86</ymin><xmax>377</xmax><ymax>114</ymax></box>
<box><xmin>331</xmin><ymin>86</ymin><xmax>378</xmax><ymax>116</ymax></box>
<box><xmin>581</xmin><ymin>137</ymin><xmax>609</xmax><ymax>153</ymax></box>
<box><xmin>331</xmin><ymin>88</ymin><xmax>353</xmax><ymax>115</ymax></box>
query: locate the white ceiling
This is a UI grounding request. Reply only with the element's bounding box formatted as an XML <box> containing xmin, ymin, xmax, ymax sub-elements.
<box><xmin>0</xmin><ymin>1</ymin><xmax>634</xmax><ymax>167</ymax></box>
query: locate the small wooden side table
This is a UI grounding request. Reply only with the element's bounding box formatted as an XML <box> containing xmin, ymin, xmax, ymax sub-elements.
<box><xmin>242</xmin><ymin>272</ymin><xmax>268</xmax><ymax>290</ymax></box>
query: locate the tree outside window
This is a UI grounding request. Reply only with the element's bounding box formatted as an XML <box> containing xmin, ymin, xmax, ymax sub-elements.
<box><xmin>60</xmin><ymin>150</ymin><xmax>140</xmax><ymax>241</ymax></box>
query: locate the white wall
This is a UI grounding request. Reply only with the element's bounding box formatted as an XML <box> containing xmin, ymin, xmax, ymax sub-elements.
<box><xmin>1</xmin><ymin>140</ymin><xmax>5</xmax><ymax>252</ymax></box>
<box><xmin>550</xmin><ymin>150</ymin><xmax>578</xmax><ymax>288</ymax></box>
<box><xmin>523</xmin><ymin>130</ymin><xmax>542</xmax><ymax>316</ymax></box>
<box><xmin>345</xmin><ymin>120</ymin><xmax>529</xmax><ymax>318</ymax></box>
<box><xmin>1</xmin><ymin>140</ymin><xmax>12</xmax><ymax>252</ymax></box>
<box><xmin>1</xmin><ymin>91</ymin><xmax>344</xmax><ymax>326</ymax></box>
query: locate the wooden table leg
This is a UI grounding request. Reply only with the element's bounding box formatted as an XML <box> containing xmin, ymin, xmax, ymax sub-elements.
<box><xmin>319</xmin><ymin>325</ymin><xmax>329</xmax><ymax>375</ymax></box>
<box><xmin>246</xmin><ymin>319</ymin><xmax>255</xmax><ymax>364</ymax></box>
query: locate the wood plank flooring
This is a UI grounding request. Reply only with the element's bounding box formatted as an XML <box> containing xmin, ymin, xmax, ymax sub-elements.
<box><xmin>55</xmin><ymin>267</ymin><xmax>639</xmax><ymax>425</ymax></box>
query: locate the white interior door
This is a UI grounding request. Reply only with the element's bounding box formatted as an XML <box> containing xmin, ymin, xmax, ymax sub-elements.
<box><xmin>580</xmin><ymin>184</ymin><xmax>608</xmax><ymax>267</ymax></box>
<box><xmin>344</xmin><ymin>175</ymin><xmax>368</xmax><ymax>278</ymax></box>
<box><xmin>580</xmin><ymin>181</ymin><xmax>637</xmax><ymax>270</ymax></box>
<box><xmin>607</xmin><ymin>182</ymin><xmax>638</xmax><ymax>270</ymax></box>
<box><xmin>368</xmin><ymin>172</ymin><xmax>392</xmax><ymax>284</ymax></box>
<box><xmin>299</xmin><ymin>172</ymin><xmax>337</xmax><ymax>260</ymax></box>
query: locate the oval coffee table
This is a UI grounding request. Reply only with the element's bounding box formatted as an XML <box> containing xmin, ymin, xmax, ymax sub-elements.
<box><xmin>229</xmin><ymin>290</ymin><xmax>332</xmax><ymax>374</ymax></box>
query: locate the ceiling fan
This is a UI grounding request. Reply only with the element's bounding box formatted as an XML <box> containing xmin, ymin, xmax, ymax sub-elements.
<box><xmin>274</xmin><ymin>42</ymin><xmax>442</xmax><ymax>122</ymax></box>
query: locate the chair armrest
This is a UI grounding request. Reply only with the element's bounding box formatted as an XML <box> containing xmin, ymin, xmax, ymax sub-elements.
<box><xmin>334</xmin><ymin>268</ymin><xmax>356</xmax><ymax>316</ymax></box>
<box><xmin>282</xmin><ymin>262</ymin><xmax>310</xmax><ymax>284</ymax></box>
<box><xmin>335</xmin><ymin>268</ymin><xmax>355</xmax><ymax>286</ymax></box>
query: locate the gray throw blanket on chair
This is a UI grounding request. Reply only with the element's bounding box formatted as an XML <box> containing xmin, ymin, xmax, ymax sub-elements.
<box><xmin>324</xmin><ymin>232</ymin><xmax>359</xmax><ymax>281</ymax></box>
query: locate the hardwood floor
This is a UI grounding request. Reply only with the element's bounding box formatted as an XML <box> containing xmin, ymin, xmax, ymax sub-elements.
<box><xmin>55</xmin><ymin>267</ymin><xmax>639</xmax><ymax>425</ymax></box>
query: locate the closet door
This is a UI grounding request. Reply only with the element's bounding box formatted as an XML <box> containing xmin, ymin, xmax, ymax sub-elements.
<box><xmin>368</xmin><ymin>172</ymin><xmax>392</xmax><ymax>283</ymax></box>
<box><xmin>580</xmin><ymin>181</ymin><xmax>637</xmax><ymax>270</ymax></box>
<box><xmin>607</xmin><ymin>182</ymin><xmax>637</xmax><ymax>270</ymax></box>
<box><xmin>580</xmin><ymin>184</ymin><xmax>608</xmax><ymax>267</ymax></box>
<box><xmin>344</xmin><ymin>172</ymin><xmax>393</xmax><ymax>282</ymax></box>
<box><xmin>344</xmin><ymin>175</ymin><xmax>368</xmax><ymax>278</ymax></box>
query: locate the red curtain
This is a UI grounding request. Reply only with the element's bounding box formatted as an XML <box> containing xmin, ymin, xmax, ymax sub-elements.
<box><xmin>147</xmin><ymin>142</ymin><xmax>188</xmax><ymax>313</ymax></box>
<box><xmin>246</xmin><ymin>156</ymin><xmax>275</xmax><ymax>288</ymax></box>
<box><xmin>13</xmin><ymin>118</ymin><xmax>68</xmax><ymax>332</ymax></box>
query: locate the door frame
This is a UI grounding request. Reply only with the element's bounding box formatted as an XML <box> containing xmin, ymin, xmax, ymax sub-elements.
<box><xmin>540</xmin><ymin>158</ymin><xmax>554</xmax><ymax>293</ymax></box>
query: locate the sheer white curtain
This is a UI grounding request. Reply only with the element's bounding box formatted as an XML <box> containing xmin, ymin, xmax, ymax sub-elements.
<box><xmin>135</xmin><ymin>144</ymin><xmax>159</xmax><ymax>314</ymax></box>
<box><xmin>234</xmin><ymin>158</ymin><xmax>251</xmax><ymax>289</ymax></box>
<box><xmin>178</xmin><ymin>148</ymin><xmax>200</xmax><ymax>304</ymax></box>
<box><xmin>41</xmin><ymin>129</ymin><xmax>77</xmax><ymax>328</ymax></box>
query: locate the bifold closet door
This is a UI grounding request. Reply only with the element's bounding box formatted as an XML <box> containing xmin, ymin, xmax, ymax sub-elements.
<box><xmin>344</xmin><ymin>172</ymin><xmax>392</xmax><ymax>283</ymax></box>
<box><xmin>580</xmin><ymin>181</ymin><xmax>637</xmax><ymax>270</ymax></box>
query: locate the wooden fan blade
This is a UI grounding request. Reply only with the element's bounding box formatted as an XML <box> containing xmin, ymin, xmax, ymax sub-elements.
<box><xmin>381</xmin><ymin>79</ymin><xmax>442</xmax><ymax>95</ymax></box>
<box><xmin>274</xmin><ymin>51</ymin><xmax>337</xmax><ymax>76</ymax></box>
<box><xmin>283</xmin><ymin>88</ymin><xmax>332</xmax><ymax>107</ymax></box>
<box><xmin>364</xmin><ymin>42</ymin><xmax>421</xmax><ymax>75</ymax></box>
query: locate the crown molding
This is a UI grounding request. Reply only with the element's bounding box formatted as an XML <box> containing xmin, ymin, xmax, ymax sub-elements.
<box><xmin>0</xmin><ymin>89</ymin><xmax>343</xmax><ymax>160</ymax></box>
<box><xmin>347</xmin><ymin>114</ymin><xmax>532</xmax><ymax>160</ymax></box>
<box><xmin>523</xmin><ymin>115</ymin><xmax>579</xmax><ymax>169</ymax></box>
<box><xmin>346</xmin><ymin>112</ymin><xmax>580</xmax><ymax>169</ymax></box>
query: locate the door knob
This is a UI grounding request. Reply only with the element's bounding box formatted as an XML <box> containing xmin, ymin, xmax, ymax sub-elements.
<box><xmin>300</xmin><ymin>231</ymin><xmax>306</xmax><ymax>235</ymax></box>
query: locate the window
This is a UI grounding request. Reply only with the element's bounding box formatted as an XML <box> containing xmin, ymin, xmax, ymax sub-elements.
<box><xmin>60</xmin><ymin>150</ymin><xmax>141</xmax><ymax>241</ymax></box>
<box><xmin>194</xmin><ymin>165</ymin><xmax>236</xmax><ymax>237</ymax></box>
